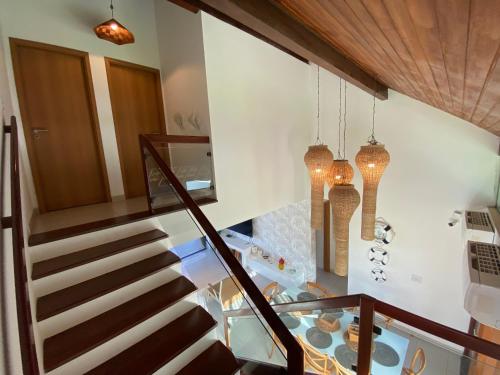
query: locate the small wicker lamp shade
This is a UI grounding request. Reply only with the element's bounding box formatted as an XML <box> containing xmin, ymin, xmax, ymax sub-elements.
<box><xmin>329</xmin><ymin>184</ymin><xmax>360</xmax><ymax>276</ymax></box>
<box><xmin>327</xmin><ymin>159</ymin><xmax>354</xmax><ymax>187</ymax></box>
<box><xmin>355</xmin><ymin>144</ymin><xmax>390</xmax><ymax>240</ymax></box>
<box><xmin>94</xmin><ymin>19</ymin><xmax>135</xmax><ymax>45</ymax></box>
<box><xmin>304</xmin><ymin>145</ymin><xmax>333</xmax><ymax>229</ymax></box>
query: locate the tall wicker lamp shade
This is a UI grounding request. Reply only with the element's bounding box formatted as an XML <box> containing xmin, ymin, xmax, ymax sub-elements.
<box><xmin>355</xmin><ymin>144</ymin><xmax>390</xmax><ymax>240</ymax></box>
<box><xmin>304</xmin><ymin>145</ymin><xmax>333</xmax><ymax>229</ymax></box>
<box><xmin>329</xmin><ymin>184</ymin><xmax>360</xmax><ymax>276</ymax></box>
<box><xmin>327</xmin><ymin>159</ymin><xmax>354</xmax><ymax>187</ymax></box>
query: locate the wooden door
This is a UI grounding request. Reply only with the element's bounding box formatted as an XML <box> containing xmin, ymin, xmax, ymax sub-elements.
<box><xmin>105</xmin><ymin>58</ymin><xmax>166</xmax><ymax>198</ymax></box>
<box><xmin>10</xmin><ymin>39</ymin><xmax>110</xmax><ymax>212</ymax></box>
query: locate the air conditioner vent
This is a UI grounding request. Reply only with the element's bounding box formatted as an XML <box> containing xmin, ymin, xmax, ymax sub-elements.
<box><xmin>468</xmin><ymin>242</ymin><xmax>500</xmax><ymax>289</ymax></box>
<box><xmin>465</xmin><ymin>211</ymin><xmax>494</xmax><ymax>232</ymax></box>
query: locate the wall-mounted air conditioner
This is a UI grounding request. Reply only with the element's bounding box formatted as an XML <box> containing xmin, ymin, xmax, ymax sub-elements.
<box><xmin>463</xmin><ymin>241</ymin><xmax>500</xmax><ymax>328</ymax></box>
<box><xmin>461</xmin><ymin>210</ymin><xmax>496</xmax><ymax>245</ymax></box>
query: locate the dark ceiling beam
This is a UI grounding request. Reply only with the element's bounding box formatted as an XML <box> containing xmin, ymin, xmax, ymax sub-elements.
<box><xmin>168</xmin><ymin>0</ymin><xmax>388</xmax><ymax>100</ymax></box>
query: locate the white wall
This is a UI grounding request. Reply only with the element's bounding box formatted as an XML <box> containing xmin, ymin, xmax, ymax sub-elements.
<box><xmin>200</xmin><ymin>13</ymin><xmax>313</xmax><ymax>226</ymax></box>
<box><xmin>158</xmin><ymin>12</ymin><xmax>314</xmax><ymax>243</ymax></box>
<box><xmin>318</xmin><ymin>71</ymin><xmax>499</xmax><ymax>331</ymax></box>
<box><xmin>155</xmin><ymin>0</ymin><xmax>211</xmax><ymax>137</ymax></box>
<box><xmin>0</xmin><ymin>0</ymin><xmax>161</xmax><ymax>206</ymax></box>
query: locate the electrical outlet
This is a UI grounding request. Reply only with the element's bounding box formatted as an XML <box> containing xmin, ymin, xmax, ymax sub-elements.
<box><xmin>411</xmin><ymin>274</ymin><xmax>423</xmax><ymax>283</ymax></box>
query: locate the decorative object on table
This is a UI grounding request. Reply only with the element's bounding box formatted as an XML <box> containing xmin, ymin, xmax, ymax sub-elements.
<box><xmin>278</xmin><ymin>257</ymin><xmax>285</xmax><ymax>270</ymax></box>
<box><xmin>330</xmin><ymin>184</ymin><xmax>360</xmax><ymax>276</ymax></box>
<box><xmin>374</xmin><ymin>217</ymin><xmax>395</xmax><ymax>245</ymax></box>
<box><xmin>296</xmin><ymin>336</ymin><xmax>335</xmax><ymax>375</ymax></box>
<box><xmin>368</xmin><ymin>246</ymin><xmax>390</xmax><ymax>266</ymax></box>
<box><xmin>328</xmin><ymin>79</ymin><xmax>360</xmax><ymax>277</ymax></box>
<box><xmin>279</xmin><ymin>312</ymin><xmax>301</xmax><ymax>329</ymax></box>
<box><xmin>371</xmin><ymin>267</ymin><xmax>387</xmax><ymax>283</ymax></box>
<box><xmin>344</xmin><ymin>327</ymin><xmax>377</xmax><ymax>353</ymax></box>
<box><xmin>305</xmin><ymin>327</ymin><xmax>333</xmax><ymax>349</ymax></box>
<box><xmin>304</xmin><ymin>66</ymin><xmax>334</xmax><ymax>229</ymax></box>
<box><xmin>347</xmin><ymin>322</ymin><xmax>360</xmax><ymax>344</ymax></box>
<box><xmin>372</xmin><ymin>341</ymin><xmax>400</xmax><ymax>367</ymax></box>
<box><xmin>356</xmin><ymin>94</ymin><xmax>390</xmax><ymax>241</ymax></box>
<box><xmin>94</xmin><ymin>0</ymin><xmax>135</xmax><ymax>45</ymax></box>
<box><xmin>402</xmin><ymin>347</ymin><xmax>426</xmax><ymax>375</ymax></box>
<box><xmin>262</xmin><ymin>281</ymin><xmax>281</xmax><ymax>302</ymax></box>
<box><xmin>314</xmin><ymin>313</ymin><xmax>341</xmax><ymax>333</ymax></box>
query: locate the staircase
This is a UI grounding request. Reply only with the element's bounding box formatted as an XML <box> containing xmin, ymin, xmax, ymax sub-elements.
<box><xmin>28</xmin><ymin>220</ymin><xmax>241</xmax><ymax>374</ymax></box>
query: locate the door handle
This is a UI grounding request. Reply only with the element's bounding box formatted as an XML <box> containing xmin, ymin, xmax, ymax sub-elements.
<box><xmin>32</xmin><ymin>128</ymin><xmax>48</xmax><ymax>139</ymax></box>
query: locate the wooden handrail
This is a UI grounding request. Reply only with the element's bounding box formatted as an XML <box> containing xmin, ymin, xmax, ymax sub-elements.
<box><xmin>223</xmin><ymin>294</ymin><xmax>361</xmax><ymax>318</ymax></box>
<box><xmin>140</xmin><ymin>134</ymin><xmax>304</xmax><ymax>374</ymax></box>
<box><xmin>2</xmin><ymin>117</ymin><xmax>39</xmax><ymax>374</ymax></box>
<box><xmin>227</xmin><ymin>292</ymin><xmax>500</xmax><ymax>373</ymax></box>
<box><xmin>373</xmin><ymin>296</ymin><xmax>500</xmax><ymax>361</ymax></box>
<box><xmin>139</xmin><ymin>133</ymin><xmax>500</xmax><ymax>373</ymax></box>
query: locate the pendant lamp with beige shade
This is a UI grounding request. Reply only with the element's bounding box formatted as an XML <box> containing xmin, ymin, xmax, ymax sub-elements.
<box><xmin>355</xmin><ymin>95</ymin><xmax>390</xmax><ymax>241</ymax></box>
<box><xmin>305</xmin><ymin>66</ymin><xmax>333</xmax><ymax>229</ymax></box>
<box><xmin>328</xmin><ymin>79</ymin><xmax>360</xmax><ymax>276</ymax></box>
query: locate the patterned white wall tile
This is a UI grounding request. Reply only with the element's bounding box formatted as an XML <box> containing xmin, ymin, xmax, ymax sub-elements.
<box><xmin>252</xmin><ymin>200</ymin><xmax>316</xmax><ymax>281</ymax></box>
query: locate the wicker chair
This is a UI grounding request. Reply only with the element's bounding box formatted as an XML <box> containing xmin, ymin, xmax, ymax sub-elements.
<box><xmin>207</xmin><ymin>276</ymin><xmax>244</xmax><ymax>310</ymax></box>
<box><xmin>332</xmin><ymin>357</ymin><xmax>351</xmax><ymax>375</ymax></box>
<box><xmin>306</xmin><ymin>281</ymin><xmax>335</xmax><ymax>298</ymax></box>
<box><xmin>403</xmin><ymin>348</ymin><xmax>426</xmax><ymax>375</ymax></box>
<box><xmin>262</xmin><ymin>281</ymin><xmax>281</xmax><ymax>302</ymax></box>
<box><xmin>296</xmin><ymin>335</ymin><xmax>335</xmax><ymax>374</ymax></box>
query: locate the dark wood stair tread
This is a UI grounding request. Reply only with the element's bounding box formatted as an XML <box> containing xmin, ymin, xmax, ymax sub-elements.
<box><xmin>36</xmin><ymin>251</ymin><xmax>180</xmax><ymax>321</ymax></box>
<box><xmin>85</xmin><ymin>306</ymin><xmax>216</xmax><ymax>375</ymax></box>
<box><xmin>32</xmin><ymin>229</ymin><xmax>168</xmax><ymax>280</ymax></box>
<box><xmin>176</xmin><ymin>341</ymin><xmax>240</xmax><ymax>375</ymax></box>
<box><xmin>44</xmin><ymin>276</ymin><xmax>196</xmax><ymax>371</ymax></box>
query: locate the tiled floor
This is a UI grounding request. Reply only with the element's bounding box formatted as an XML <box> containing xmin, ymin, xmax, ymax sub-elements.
<box><xmin>30</xmin><ymin>196</ymin><xmax>149</xmax><ymax>234</ymax></box>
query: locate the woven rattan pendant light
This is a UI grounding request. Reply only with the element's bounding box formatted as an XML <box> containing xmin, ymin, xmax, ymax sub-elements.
<box><xmin>355</xmin><ymin>95</ymin><xmax>390</xmax><ymax>240</ymax></box>
<box><xmin>330</xmin><ymin>184</ymin><xmax>360</xmax><ymax>276</ymax></box>
<box><xmin>95</xmin><ymin>0</ymin><xmax>135</xmax><ymax>45</ymax></box>
<box><xmin>328</xmin><ymin>79</ymin><xmax>360</xmax><ymax>276</ymax></box>
<box><xmin>327</xmin><ymin>80</ymin><xmax>354</xmax><ymax>188</ymax></box>
<box><xmin>304</xmin><ymin>66</ymin><xmax>333</xmax><ymax>229</ymax></box>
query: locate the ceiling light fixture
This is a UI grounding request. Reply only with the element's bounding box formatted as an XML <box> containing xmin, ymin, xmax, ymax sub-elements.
<box><xmin>355</xmin><ymin>94</ymin><xmax>390</xmax><ymax>241</ymax></box>
<box><xmin>94</xmin><ymin>0</ymin><xmax>135</xmax><ymax>45</ymax></box>
<box><xmin>304</xmin><ymin>66</ymin><xmax>333</xmax><ymax>229</ymax></box>
<box><xmin>328</xmin><ymin>79</ymin><xmax>360</xmax><ymax>276</ymax></box>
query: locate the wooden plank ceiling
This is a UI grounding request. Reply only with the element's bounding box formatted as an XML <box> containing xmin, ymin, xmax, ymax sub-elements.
<box><xmin>275</xmin><ymin>0</ymin><xmax>500</xmax><ymax>136</ymax></box>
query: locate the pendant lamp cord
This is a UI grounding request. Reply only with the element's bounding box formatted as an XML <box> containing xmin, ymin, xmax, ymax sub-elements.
<box><xmin>343</xmin><ymin>79</ymin><xmax>347</xmax><ymax>159</ymax></box>
<box><xmin>110</xmin><ymin>0</ymin><xmax>114</xmax><ymax>17</ymax></box>
<box><xmin>337</xmin><ymin>77</ymin><xmax>342</xmax><ymax>159</ymax></box>
<box><xmin>316</xmin><ymin>65</ymin><xmax>321</xmax><ymax>144</ymax></box>
<box><xmin>368</xmin><ymin>92</ymin><xmax>378</xmax><ymax>145</ymax></box>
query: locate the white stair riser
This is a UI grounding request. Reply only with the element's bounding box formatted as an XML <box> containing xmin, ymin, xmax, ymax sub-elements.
<box><xmin>38</xmin><ymin>265</ymin><xmax>181</xmax><ymax>339</ymax></box>
<box><xmin>47</xmin><ymin>293</ymin><xmax>199</xmax><ymax>375</ymax></box>
<box><xmin>153</xmin><ymin>330</ymin><xmax>218</xmax><ymax>375</ymax></box>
